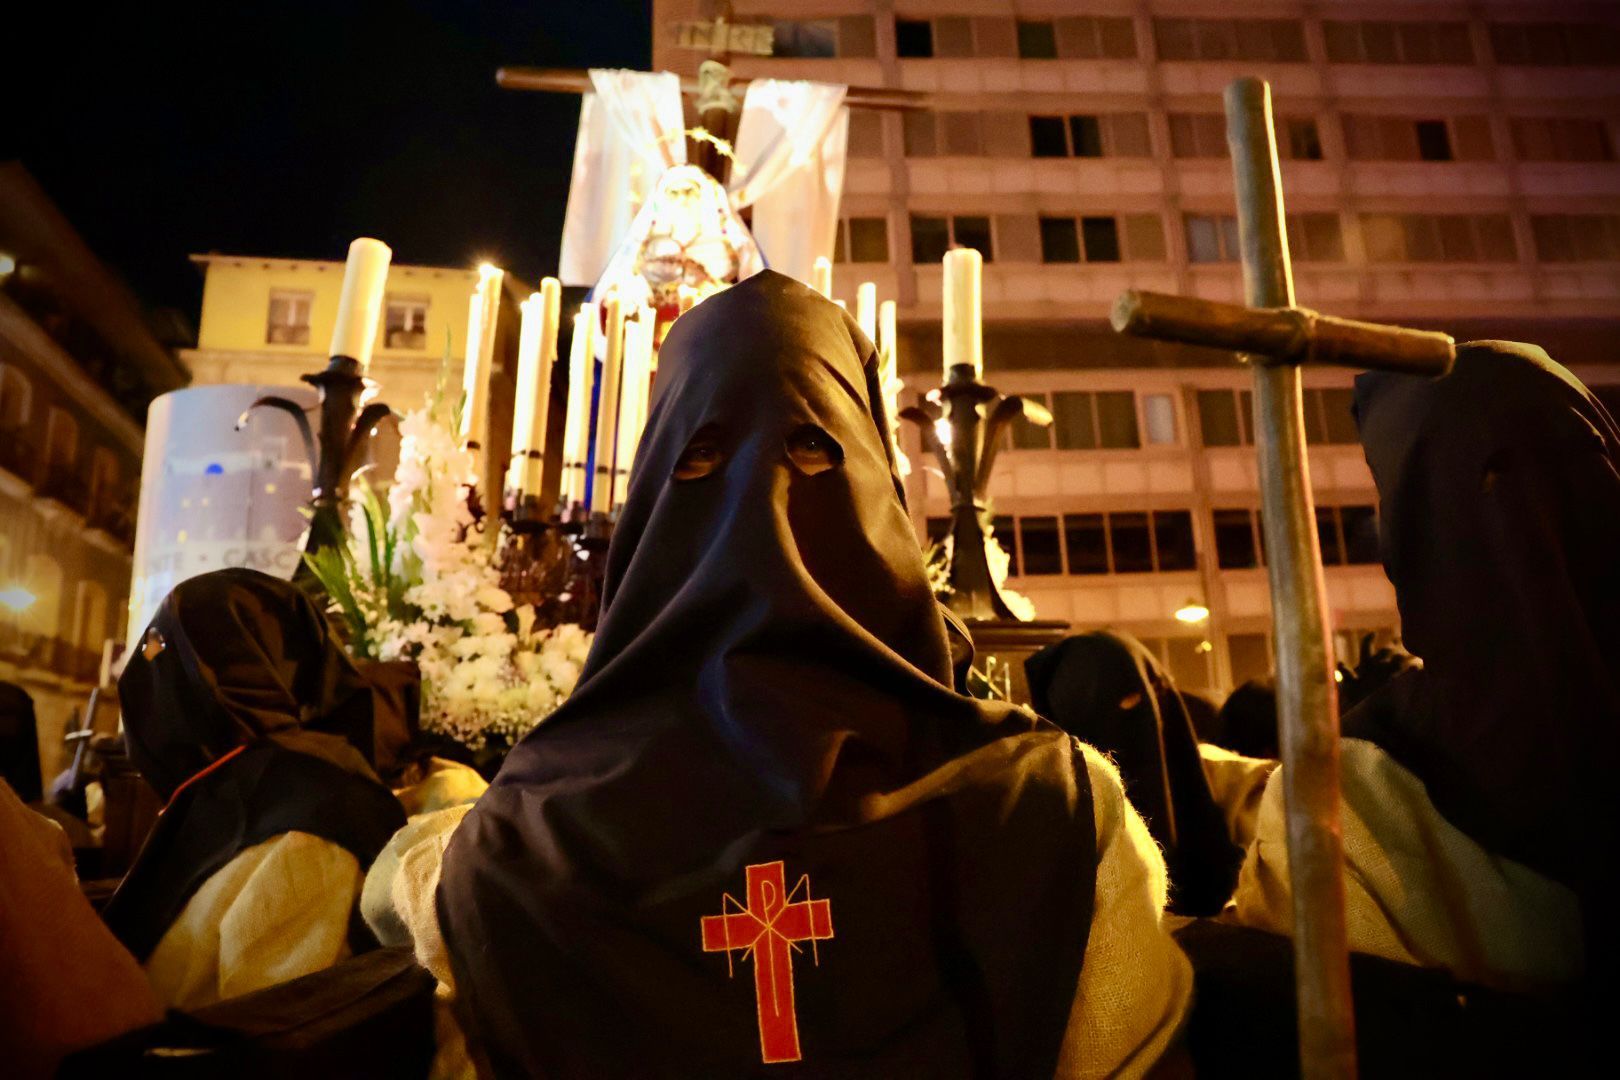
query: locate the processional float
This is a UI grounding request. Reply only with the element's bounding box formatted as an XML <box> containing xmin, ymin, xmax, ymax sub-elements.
<box><xmin>1114</xmin><ymin>78</ymin><xmax>1455</xmax><ymax>1078</ymax></box>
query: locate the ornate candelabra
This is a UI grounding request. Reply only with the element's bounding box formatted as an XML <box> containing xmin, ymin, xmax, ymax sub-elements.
<box><xmin>902</xmin><ymin>363</ymin><xmax>1049</xmax><ymax>621</ymax></box>
<box><xmin>239</xmin><ymin>354</ymin><xmax>395</xmax><ymax>585</ymax></box>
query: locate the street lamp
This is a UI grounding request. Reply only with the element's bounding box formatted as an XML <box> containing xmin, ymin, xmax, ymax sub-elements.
<box><xmin>1174</xmin><ymin>598</ymin><xmax>1211</xmax><ymax>624</ymax></box>
<box><xmin>0</xmin><ymin>585</ymin><xmax>37</xmax><ymax>612</ymax></box>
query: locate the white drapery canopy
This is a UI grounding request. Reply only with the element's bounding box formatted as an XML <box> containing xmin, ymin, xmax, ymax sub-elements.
<box><xmin>558</xmin><ymin>69</ymin><xmax>848</xmax><ymax>290</ymax></box>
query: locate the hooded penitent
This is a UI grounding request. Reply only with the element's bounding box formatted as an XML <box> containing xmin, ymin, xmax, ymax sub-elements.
<box><xmin>438</xmin><ymin>271</ymin><xmax>1099</xmax><ymax>1078</ymax></box>
<box><xmin>1026</xmin><ymin>632</ymin><xmax>1242</xmax><ymax>916</ymax></box>
<box><xmin>1347</xmin><ymin>342</ymin><xmax>1620</xmax><ymax>981</ymax></box>
<box><xmin>102</xmin><ymin>568</ymin><xmax>406</xmax><ymax>961</ymax></box>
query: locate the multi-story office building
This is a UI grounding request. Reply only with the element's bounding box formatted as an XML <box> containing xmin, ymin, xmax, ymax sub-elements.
<box><xmin>0</xmin><ymin>163</ymin><xmax>187</xmax><ymax>769</ymax></box>
<box><xmin>654</xmin><ymin>0</ymin><xmax>1620</xmax><ymax>696</ymax></box>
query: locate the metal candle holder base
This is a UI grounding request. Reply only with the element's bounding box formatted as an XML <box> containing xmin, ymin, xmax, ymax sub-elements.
<box><xmin>902</xmin><ymin>363</ymin><xmax>1051</xmax><ymax>622</ymax></box>
<box><xmin>240</xmin><ymin>354</ymin><xmax>394</xmax><ymax>589</ymax></box>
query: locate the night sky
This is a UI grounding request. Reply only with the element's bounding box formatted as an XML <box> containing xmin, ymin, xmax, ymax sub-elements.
<box><xmin>14</xmin><ymin>1</ymin><xmax>652</xmax><ymax>328</ymax></box>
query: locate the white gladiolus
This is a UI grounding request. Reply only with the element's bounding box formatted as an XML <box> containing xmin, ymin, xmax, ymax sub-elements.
<box><xmin>321</xmin><ymin>394</ymin><xmax>594</xmax><ymax>751</ymax></box>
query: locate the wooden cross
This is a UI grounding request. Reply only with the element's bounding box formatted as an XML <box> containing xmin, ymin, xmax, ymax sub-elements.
<box><xmin>1112</xmin><ymin>78</ymin><xmax>1453</xmax><ymax>1080</ymax></box>
<box><xmin>700</xmin><ymin>861</ymin><xmax>835</xmax><ymax>1064</ymax></box>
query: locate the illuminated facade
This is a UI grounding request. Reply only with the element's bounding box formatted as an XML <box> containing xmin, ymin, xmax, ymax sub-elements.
<box><xmin>181</xmin><ymin>253</ymin><xmax>530</xmax><ymax>492</ymax></box>
<box><xmin>654</xmin><ymin>0</ymin><xmax>1620</xmax><ymax>695</ymax></box>
<box><xmin>0</xmin><ymin>164</ymin><xmax>187</xmax><ymax>769</ymax></box>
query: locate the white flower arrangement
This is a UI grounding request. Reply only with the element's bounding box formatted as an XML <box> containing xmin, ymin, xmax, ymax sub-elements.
<box><xmin>307</xmin><ymin>387</ymin><xmax>592</xmax><ymax>753</ymax></box>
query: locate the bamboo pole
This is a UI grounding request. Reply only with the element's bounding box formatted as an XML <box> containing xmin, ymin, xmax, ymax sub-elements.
<box><xmin>1226</xmin><ymin>77</ymin><xmax>1357</xmax><ymax>1078</ymax></box>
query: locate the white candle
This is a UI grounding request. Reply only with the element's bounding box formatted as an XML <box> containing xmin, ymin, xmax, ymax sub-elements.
<box><xmin>812</xmin><ymin>255</ymin><xmax>832</xmax><ymax>298</ymax></box>
<box><xmin>677</xmin><ymin>283</ymin><xmax>697</xmax><ymax>317</ymax></box>
<box><xmin>460</xmin><ymin>263</ymin><xmax>504</xmax><ymax>452</ymax></box>
<box><xmin>509</xmin><ymin>278</ymin><xmax>561</xmax><ymax>497</ymax></box>
<box><xmin>328</xmin><ymin>237</ymin><xmax>392</xmax><ymax>365</ymax></box>
<box><xmin>590</xmin><ymin>296</ymin><xmax>626</xmax><ymax>515</ymax></box>
<box><xmin>560</xmin><ymin>303</ymin><xmax>597</xmax><ymax>508</ymax></box>
<box><xmin>856</xmin><ymin>281</ymin><xmax>877</xmax><ymax>344</ymax></box>
<box><xmin>613</xmin><ymin>310</ymin><xmax>654</xmax><ymax>510</ymax></box>
<box><xmin>878</xmin><ymin>299</ymin><xmax>898</xmax><ymax>382</ymax></box>
<box><xmin>942</xmin><ymin>247</ymin><xmax>983</xmax><ymax>379</ymax></box>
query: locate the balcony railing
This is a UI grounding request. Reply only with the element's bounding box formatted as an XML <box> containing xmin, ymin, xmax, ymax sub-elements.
<box><xmin>86</xmin><ymin>501</ymin><xmax>137</xmax><ymax>550</ymax></box>
<box><xmin>0</xmin><ymin>426</ymin><xmax>31</xmax><ymax>480</ymax></box>
<box><xmin>35</xmin><ymin>467</ymin><xmax>92</xmax><ymax>517</ymax></box>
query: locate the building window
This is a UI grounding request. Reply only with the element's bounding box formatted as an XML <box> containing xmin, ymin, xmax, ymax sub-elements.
<box><xmin>0</xmin><ymin>364</ymin><xmax>31</xmax><ymax>430</ymax></box>
<box><xmin>1185</xmin><ymin>214</ymin><xmax>1242</xmax><ymax>263</ymax></box>
<box><xmin>1361</xmin><ymin>214</ymin><xmax>1518</xmax><ymax>262</ymax></box>
<box><xmin>1530</xmin><ymin>215</ymin><xmax>1620</xmax><ymax>263</ymax></box>
<box><xmin>1054</xmin><ymin>509</ymin><xmax>1197</xmax><ymax>575</ymax></box>
<box><xmin>44</xmin><ymin>407</ymin><xmax>78</xmax><ymax>479</ymax></box>
<box><xmin>384</xmin><ymin>297</ymin><xmax>428</xmax><ymax>350</ymax></box>
<box><xmin>1310</xmin><ymin>388</ymin><xmax>1361</xmax><ymax>445</ymax></box>
<box><xmin>1018</xmin><ymin>516</ymin><xmax>1064</xmax><ymax>575</ymax></box>
<box><xmin>1142</xmin><ymin>393</ymin><xmax>1179</xmax><ymax>445</ymax></box>
<box><xmin>1154</xmin><ymin>18</ymin><xmax>1308</xmax><ymax>62</ymax></box>
<box><xmin>910</xmin><ymin>215</ymin><xmax>992</xmax><ymax>263</ymax></box>
<box><xmin>1287</xmin><ymin>213</ymin><xmax>1346</xmax><ymax>262</ymax></box>
<box><xmin>1055</xmin><ymin>16</ymin><xmax>1137</xmax><ymax>59</ymax></box>
<box><xmin>1050</xmin><ymin>390</ymin><xmax>1140</xmax><ymax>449</ymax></box>
<box><xmin>1343</xmin><ymin>115</ymin><xmax>1495</xmax><ymax>162</ymax></box>
<box><xmin>895</xmin><ymin>18</ymin><xmax>933</xmax><ymax>58</ymax></box>
<box><xmin>904</xmin><ymin>111</ymin><xmax>987</xmax><ymax>157</ymax></box>
<box><xmin>1197</xmin><ymin>389</ymin><xmax>1254</xmax><ymax>447</ymax></box>
<box><xmin>1282</xmin><ymin>117</ymin><xmax>1324</xmax><ymax>161</ymax></box>
<box><xmin>1323</xmin><ymin>21</ymin><xmax>1474</xmax><ymax>64</ymax></box>
<box><xmin>1169</xmin><ymin>113</ymin><xmax>1228</xmax><ymax>159</ymax></box>
<box><xmin>1317</xmin><ymin>505</ymin><xmax>1381</xmax><ymax>565</ymax></box>
<box><xmin>1511</xmin><ymin>118</ymin><xmax>1615</xmax><ymax>162</ymax></box>
<box><xmin>1414</xmin><ymin>120</ymin><xmax>1453</xmax><ymax>161</ymax></box>
<box><xmin>992</xmin><ymin>515</ymin><xmax>1017</xmax><ymax>575</ymax></box>
<box><xmin>1214</xmin><ymin>508</ymin><xmax>1264</xmax><ymax>568</ymax></box>
<box><xmin>1199</xmin><ymin>387</ymin><xmax>1357</xmax><ymax>446</ymax></box>
<box><xmin>266</xmin><ymin>289</ymin><xmax>313</xmax><ymax>346</ymax></box>
<box><xmin>846</xmin><ymin>111</ymin><xmax>884</xmax><ymax>157</ymax></box>
<box><xmin>770</xmin><ymin>19</ymin><xmax>836</xmax><ymax>58</ymax></box>
<box><xmin>1489</xmin><ymin>22</ymin><xmax>1620</xmax><ymax>67</ymax></box>
<box><xmin>1028</xmin><ymin>113</ymin><xmax>1153</xmax><ymax>158</ymax></box>
<box><xmin>834</xmin><ymin>217</ymin><xmax>891</xmax><ymax>263</ymax></box>
<box><xmin>1216</xmin><ymin>505</ymin><xmax>1377</xmax><ymax>567</ymax></box>
<box><xmin>1017</xmin><ymin>20</ymin><xmax>1058</xmax><ymax>59</ymax></box>
<box><xmin>1036</xmin><ymin>216</ymin><xmax>1123</xmax><ymax>263</ymax></box>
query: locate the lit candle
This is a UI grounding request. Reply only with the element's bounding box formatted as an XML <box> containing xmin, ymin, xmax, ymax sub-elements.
<box><xmin>509</xmin><ymin>278</ymin><xmax>562</xmax><ymax>498</ymax></box>
<box><xmin>328</xmin><ymin>237</ymin><xmax>392</xmax><ymax>365</ymax></box>
<box><xmin>613</xmin><ymin>309</ymin><xmax>654</xmax><ymax>510</ymax></box>
<box><xmin>877</xmin><ymin>299</ymin><xmax>904</xmax><ymax>464</ymax></box>
<box><xmin>878</xmin><ymin>299</ymin><xmax>898</xmax><ymax>383</ymax></box>
<box><xmin>559</xmin><ymin>302</ymin><xmax>597</xmax><ymax>509</ymax></box>
<box><xmin>677</xmin><ymin>283</ymin><xmax>697</xmax><ymax>317</ymax></box>
<box><xmin>856</xmin><ymin>281</ymin><xmax>877</xmax><ymax>344</ymax></box>
<box><xmin>942</xmin><ymin>247</ymin><xmax>983</xmax><ymax>380</ymax></box>
<box><xmin>590</xmin><ymin>296</ymin><xmax>626</xmax><ymax>515</ymax></box>
<box><xmin>812</xmin><ymin>255</ymin><xmax>832</xmax><ymax>298</ymax></box>
<box><xmin>461</xmin><ymin>263</ymin><xmax>504</xmax><ymax>454</ymax></box>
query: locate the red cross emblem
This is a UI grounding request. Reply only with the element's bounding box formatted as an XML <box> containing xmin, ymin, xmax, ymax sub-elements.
<box><xmin>700</xmin><ymin>861</ymin><xmax>834</xmax><ymax>1064</ymax></box>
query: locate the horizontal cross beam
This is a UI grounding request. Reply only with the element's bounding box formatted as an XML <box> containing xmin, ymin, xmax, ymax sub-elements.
<box><xmin>1112</xmin><ymin>290</ymin><xmax>1455</xmax><ymax>377</ymax></box>
<box><xmin>495</xmin><ymin>66</ymin><xmax>930</xmax><ymax>112</ymax></box>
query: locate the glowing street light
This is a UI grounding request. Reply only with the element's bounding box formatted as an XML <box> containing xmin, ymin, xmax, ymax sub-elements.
<box><xmin>0</xmin><ymin>585</ymin><xmax>37</xmax><ymax>612</ymax></box>
<box><xmin>1174</xmin><ymin>598</ymin><xmax>1210</xmax><ymax>624</ymax></box>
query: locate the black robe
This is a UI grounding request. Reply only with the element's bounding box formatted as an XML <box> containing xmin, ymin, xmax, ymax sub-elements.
<box><xmin>103</xmin><ymin>568</ymin><xmax>405</xmax><ymax>962</ymax></box>
<box><xmin>438</xmin><ymin>271</ymin><xmax>1099</xmax><ymax>1078</ymax></box>
<box><xmin>1346</xmin><ymin>340</ymin><xmax>1620</xmax><ymax>985</ymax></box>
<box><xmin>1026</xmin><ymin>631</ymin><xmax>1242</xmax><ymax>916</ymax></box>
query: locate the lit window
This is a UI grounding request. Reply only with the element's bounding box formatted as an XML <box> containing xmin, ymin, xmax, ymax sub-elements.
<box><xmin>267</xmin><ymin>290</ymin><xmax>313</xmax><ymax>346</ymax></box>
<box><xmin>384</xmin><ymin>297</ymin><xmax>429</xmax><ymax>350</ymax></box>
